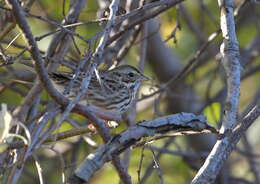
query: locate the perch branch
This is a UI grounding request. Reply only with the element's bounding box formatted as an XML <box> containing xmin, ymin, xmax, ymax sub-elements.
<box><xmin>73</xmin><ymin>113</ymin><xmax>217</xmax><ymax>182</ymax></box>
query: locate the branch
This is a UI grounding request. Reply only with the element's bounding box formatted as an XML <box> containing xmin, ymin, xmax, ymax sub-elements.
<box><xmin>107</xmin><ymin>0</ymin><xmax>185</xmax><ymax>45</ymax></box>
<box><xmin>5</xmin><ymin>0</ymin><xmax>131</xmax><ymax>184</ymax></box>
<box><xmin>6</xmin><ymin>125</ymin><xmax>92</xmax><ymax>150</ymax></box>
<box><xmin>71</xmin><ymin>113</ymin><xmax>217</xmax><ymax>183</ymax></box>
<box><xmin>192</xmin><ymin>105</ymin><xmax>260</xmax><ymax>183</ymax></box>
<box><xmin>192</xmin><ymin>0</ymin><xmax>242</xmax><ymax>183</ymax></box>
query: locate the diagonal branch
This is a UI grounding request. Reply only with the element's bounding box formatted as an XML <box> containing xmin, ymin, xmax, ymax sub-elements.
<box><xmin>5</xmin><ymin>0</ymin><xmax>131</xmax><ymax>183</ymax></box>
<box><xmin>72</xmin><ymin>113</ymin><xmax>217</xmax><ymax>183</ymax></box>
<box><xmin>192</xmin><ymin>0</ymin><xmax>241</xmax><ymax>183</ymax></box>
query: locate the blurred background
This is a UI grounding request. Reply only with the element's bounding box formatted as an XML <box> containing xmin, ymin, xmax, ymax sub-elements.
<box><xmin>0</xmin><ymin>0</ymin><xmax>260</xmax><ymax>183</ymax></box>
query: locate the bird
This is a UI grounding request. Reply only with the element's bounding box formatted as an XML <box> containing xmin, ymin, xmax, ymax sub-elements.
<box><xmin>49</xmin><ymin>65</ymin><xmax>150</xmax><ymax>115</ymax></box>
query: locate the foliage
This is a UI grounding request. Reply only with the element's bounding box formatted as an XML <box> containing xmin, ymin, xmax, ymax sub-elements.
<box><xmin>0</xmin><ymin>0</ymin><xmax>259</xmax><ymax>184</ymax></box>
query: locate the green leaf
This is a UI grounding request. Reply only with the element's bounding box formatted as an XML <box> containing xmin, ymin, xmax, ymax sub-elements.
<box><xmin>203</xmin><ymin>102</ymin><xmax>221</xmax><ymax>124</ymax></box>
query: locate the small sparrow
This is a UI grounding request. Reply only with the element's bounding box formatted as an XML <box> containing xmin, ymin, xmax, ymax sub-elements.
<box><xmin>49</xmin><ymin>65</ymin><xmax>150</xmax><ymax>114</ymax></box>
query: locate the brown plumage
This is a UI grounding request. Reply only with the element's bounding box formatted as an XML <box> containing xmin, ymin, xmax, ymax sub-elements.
<box><xmin>49</xmin><ymin>65</ymin><xmax>150</xmax><ymax>114</ymax></box>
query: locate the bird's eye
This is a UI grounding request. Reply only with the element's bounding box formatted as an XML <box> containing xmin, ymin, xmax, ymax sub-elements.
<box><xmin>128</xmin><ymin>72</ymin><xmax>134</xmax><ymax>77</ymax></box>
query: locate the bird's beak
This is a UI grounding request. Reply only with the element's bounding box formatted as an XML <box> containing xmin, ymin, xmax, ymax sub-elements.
<box><xmin>140</xmin><ymin>74</ymin><xmax>151</xmax><ymax>81</ymax></box>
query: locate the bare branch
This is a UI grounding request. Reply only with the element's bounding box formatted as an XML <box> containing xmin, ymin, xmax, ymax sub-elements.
<box><xmin>191</xmin><ymin>0</ymin><xmax>241</xmax><ymax>183</ymax></box>
<box><xmin>72</xmin><ymin>113</ymin><xmax>216</xmax><ymax>183</ymax></box>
